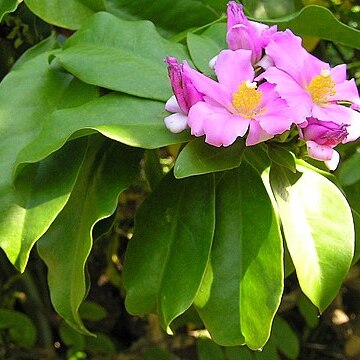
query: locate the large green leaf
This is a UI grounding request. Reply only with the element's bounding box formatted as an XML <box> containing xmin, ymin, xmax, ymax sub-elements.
<box><xmin>269</xmin><ymin>164</ymin><xmax>354</xmax><ymax>311</ymax></box>
<box><xmin>24</xmin><ymin>0</ymin><xmax>106</xmax><ymax>30</ymax></box>
<box><xmin>0</xmin><ymin>47</ymin><xmax>98</xmax><ymax>271</ymax></box>
<box><xmin>174</xmin><ymin>138</ymin><xmax>245</xmax><ymax>179</ymax></box>
<box><xmin>0</xmin><ymin>0</ymin><xmax>19</xmax><ymax>22</ymax></box>
<box><xmin>263</xmin><ymin>5</ymin><xmax>360</xmax><ymax>50</ymax></box>
<box><xmin>15</xmin><ymin>93</ymin><xmax>191</xmax><ymax>169</ymax></box>
<box><xmin>55</xmin><ymin>12</ymin><xmax>190</xmax><ymax>101</ymax></box>
<box><xmin>13</xmin><ymin>139</ymin><xmax>87</xmax><ymax>271</ymax></box>
<box><xmin>123</xmin><ymin>172</ymin><xmax>215</xmax><ymax>330</ymax></box>
<box><xmin>37</xmin><ymin>136</ymin><xmax>142</xmax><ymax>333</ymax></box>
<box><xmin>195</xmin><ymin>164</ymin><xmax>283</xmax><ymax>349</ymax></box>
<box><xmin>105</xmin><ymin>0</ymin><xmax>222</xmax><ymax>35</ymax></box>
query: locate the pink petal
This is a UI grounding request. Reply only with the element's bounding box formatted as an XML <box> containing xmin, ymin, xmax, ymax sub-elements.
<box><xmin>164</xmin><ymin>113</ymin><xmax>188</xmax><ymax>133</ymax></box>
<box><xmin>214</xmin><ymin>49</ymin><xmax>254</xmax><ymax>94</ymax></box>
<box><xmin>183</xmin><ymin>63</ymin><xmax>232</xmax><ymax>109</ymax></box>
<box><xmin>165</xmin><ymin>95</ymin><xmax>182</xmax><ymax>113</ymax></box>
<box><xmin>260</xmin><ymin>67</ymin><xmax>312</xmax><ymax>114</ymax></box>
<box><xmin>188</xmin><ymin>102</ymin><xmax>250</xmax><ymax>147</ymax></box>
<box><xmin>306</xmin><ymin>140</ymin><xmax>334</xmax><ymax>161</ymax></box>
<box><xmin>311</xmin><ymin>103</ymin><xmax>355</xmax><ymax>125</ymax></box>
<box><xmin>330</xmin><ymin>78</ymin><xmax>360</xmax><ymax>104</ymax></box>
<box><xmin>265</xmin><ymin>29</ymin><xmax>327</xmax><ymax>86</ymax></box>
<box><xmin>330</xmin><ymin>64</ymin><xmax>347</xmax><ymax>83</ymax></box>
<box><xmin>246</xmin><ymin>121</ymin><xmax>273</xmax><ymax>146</ymax></box>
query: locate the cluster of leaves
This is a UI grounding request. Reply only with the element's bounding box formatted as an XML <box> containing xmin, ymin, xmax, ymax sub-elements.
<box><xmin>1</xmin><ymin>0</ymin><xmax>360</xmax><ymax>358</ymax></box>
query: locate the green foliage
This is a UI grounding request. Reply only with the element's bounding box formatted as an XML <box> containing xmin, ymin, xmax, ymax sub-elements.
<box><xmin>0</xmin><ymin>0</ymin><xmax>359</xmax><ymax>358</ymax></box>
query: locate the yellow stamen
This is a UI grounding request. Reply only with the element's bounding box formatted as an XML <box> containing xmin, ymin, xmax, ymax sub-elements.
<box><xmin>306</xmin><ymin>70</ymin><xmax>336</xmax><ymax>105</ymax></box>
<box><xmin>232</xmin><ymin>81</ymin><xmax>263</xmax><ymax>118</ymax></box>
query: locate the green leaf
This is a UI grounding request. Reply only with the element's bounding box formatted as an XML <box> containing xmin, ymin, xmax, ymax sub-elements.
<box><xmin>13</xmin><ymin>139</ymin><xmax>87</xmax><ymax>271</ymax></box>
<box><xmin>352</xmin><ymin>209</ymin><xmax>360</xmax><ymax>265</ymax></box>
<box><xmin>195</xmin><ymin>163</ymin><xmax>283</xmax><ymax>349</ymax></box>
<box><xmin>187</xmin><ymin>33</ymin><xmax>223</xmax><ymax>76</ymax></box>
<box><xmin>174</xmin><ymin>139</ymin><xmax>245</xmax><ymax>179</ymax></box>
<box><xmin>197</xmin><ymin>337</ymin><xmax>225</xmax><ymax>360</ymax></box>
<box><xmin>225</xmin><ymin>346</ymin><xmax>254</xmax><ymax>360</ymax></box>
<box><xmin>55</xmin><ymin>12</ymin><xmax>190</xmax><ymax>101</ymax></box>
<box><xmin>143</xmin><ymin>347</ymin><xmax>172</xmax><ymax>360</ymax></box>
<box><xmin>15</xmin><ymin>94</ymin><xmax>191</xmax><ymax>167</ymax></box>
<box><xmin>106</xmin><ymin>0</ymin><xmax>221</xmax><ymax>35</ymax></box>
<box><xmin>24</xmin><ymin>0</ymin><xmax>106</xmax><ymax>30</ymax></box>
<box><xmin>263</xmin><ymin>5</ymin><xmax>360</xmax><ymax>50</ymax></box>
<box><xmin>337</xmin><ymin>149</ymin><xmax>360</xmax><ymax>187</ymax></box>
<box><xmin>37</xmin><ymin>136</ymin><xmax>142</xmax><ymax>333</ymax></box>
<box><xmin>123</xmin><ymin>172</ymin><xmax>215</xmax><ymax>330</ymax></box>
<box><xmin>0</xmin><ymin>309</ymin><xmax>37</xmax><ymax>348</ymax></box>
<box><xmin>0</xmin><ymin>48</ymin><xmax>98</xmax><ymax>270</ymax></box>
<box><xmin>272</xmin><ymin>317</ymin><xmax>299</xmax><ymax>360</ymax></box>
<box><xmin>266</xmin><ymin>145</ymin><xmax>296</xmax><ymax>173</ymax></box>
<box><xmin>298</xmin><ymin>294</ymin><xmax>319</xmax><ymax>329</ymax></box>
<box><xmin>0</xmin><ymin>0</ymin><xmax>19</xmax><ymax>22</ymax></box>
<box><xmin>59</xmin><ymin>323</ymin><xmax>86</xmax><ymax>351</ymax></box>
<box><xmin>78</xmin><ymin>301</ymin><xmax>107</xmax><ymax>321</ymax></box>
<box><xmin>85</xmin><ymin>333</ymin><xmax>116</xmax><ymax>355</ymax></box>
<box><xmin>269</xmin><ymin>164</ymin><xmax>354</xmax><ymax>312</ymax></box>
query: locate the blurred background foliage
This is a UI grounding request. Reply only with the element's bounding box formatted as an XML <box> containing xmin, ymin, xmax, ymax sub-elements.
<box><xmin>0</xmin><ymin>0</ymin><xmax>360</xmax><ymax>359</ymax></box>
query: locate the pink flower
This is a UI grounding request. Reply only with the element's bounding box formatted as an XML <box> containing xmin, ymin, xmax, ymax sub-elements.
<box><xmin>164</xmin><ymin>57</ymin><xmax>203</xmax><ymax>133</ymax></box>
<box><xmin>226</xmin><ymin>1</ymin><xmax>277</xmax><ymax>65</ymax></box>
<box><xmin>261</xmin><ymin>30</ymin><xmax>360</xmax><ymax>135</ymax></box>
<box><xmin>182</xmin><ymin>49</ymin><xmax>304</xmax><ymax>147</ymax></box>
<box><xmin>299</xmin><ymin>118</ymin><xmax>349</xmax><ymax>170</ymax></box>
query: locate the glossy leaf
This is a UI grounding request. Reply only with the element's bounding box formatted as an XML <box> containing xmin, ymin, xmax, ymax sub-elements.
<box><xmin>0</xmin><ymin>309</ymin><xmax>37</xmax><ymax>348</ymax></box>
<box><xmin>15</xmin><ymin>94</ymin><xmax>191</xmax><ymax>168</ymax></box>
<box><xmin>269</xmin><ymin>164</ymin><xmax>354</xmax><ymax>311</ymax></box>
<box><xmin>266</xmin><ymin>145</ymin><xmax>296</xmax><ymax>173</ymax></box>
<box><xmin>37</xmin><ymin>137</ymin><xmax>142</xmax><ymax>333</ymax></box>
<box><xmin>187</xmin><ymin>33</ymin><xmax>223</xmax><ymax>76</ymax></box>
<box><xmin>0</xmin><ymin>48</ymin><xmax>98</xmax><ymax>270</ymax></box>
<box><xmin>352</xmin><ymin>210</ymin><xmax>360</xmax><ymax>265</ymax></box>
<box><xmin>174</xmin><ymin>139</ymin><xmax>245</xmax><ymax>179</ymax></box>
<box><xmin>195</xmin><ymin>164</ymin><xmax>283</xmax><ymax>349</ymax></box>
<box><xmin>197</xmin><ymin>337</ymin><xmax>225</xmax><ymax>360</ymax></box>
<box><xmin>123</xmin><ymin>172</ymin><xmax>215</xmax><ymax>330</ymax></box>
<box><xmin>55</xmin><ymin>12</ymin><xmax>190</xmax><ymax>101</ymax></box>
<box><xmin>0</xmin><ymin>0</ymin><xmax>19</xmax><ymax>22</ymax></box>
<box><xmin>24</xmin><ymin>0</ymin><xmax>106</xmax><ymax>30</ymax></box>
<box><xmin>337</xmin><ymin>150</ymin><xmax>360</xmax><ymax>187</ymax></box>
<box><xmin>264</xmin><ymin>5</ymin><xmax>360</xmax><ymax>50</ymax></box>
<box><xmin>106</xmin><ymin>0</ymin><xmax>222</xmax><ymax>36</ymax></box>
<box><xmin>13</xmin><ymin>139</ymin><xmax>87</xmax><ymax>271</ymax></box>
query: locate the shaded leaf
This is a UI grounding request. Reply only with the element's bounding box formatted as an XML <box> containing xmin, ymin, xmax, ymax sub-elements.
<box><xmin>37</xmin><ymin>136</ymin><xmax>142</xmax><ymax>333</ymax></box>
<box><xmin>0</xmin><ymin>0</ymin><xmax>19</xmax><ymax>22</ymax></box>
<box><xmin>197</xmin><ymin>337</ymin><xmax>225</xmax><ymax>360</ymax></box>
<box><xmin>0</xmin><ymin>309</ymin><xmax>37</xmax><ymax>348</ymax></box>
<box><xmin>123</xmin><ymin>172</ymin><xmax>215</xmax><ymax>330</ymax></box>
<box><xmin>195</xmin><ymin>164</ymin><xmax>283</xmax><ymax>349</ymax></box>
<box><xmin>174</xmin><ymin>138</ymin><xmax>245</xmax><ymax>179</ymax></box>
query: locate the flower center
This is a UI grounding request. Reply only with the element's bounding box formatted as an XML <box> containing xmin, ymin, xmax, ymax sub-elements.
<box><xmin>232</xmin><ymin>80</ymin><xmax>263</xmax><ymax>118</ymax></box>
<box><xmin>307</xmin><ymin>69</ymin><xmax>336</xmax><ymax>105</ymax></box>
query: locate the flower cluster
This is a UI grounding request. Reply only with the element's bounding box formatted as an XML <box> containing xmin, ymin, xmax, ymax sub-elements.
<box><xmin>164</xmin><ymin>1</ymin><xmax>360</xmax><ymax>170</ymax></box>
